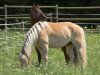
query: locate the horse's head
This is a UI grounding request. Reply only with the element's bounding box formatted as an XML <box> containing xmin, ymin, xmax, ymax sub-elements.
<box><xmin>30</xmin><ymin>4</ymin><xmax>46</xmax><ymax>25</ymax></box>
<box><xmin>18</xmin><ymin>52</ymin><xmax>29</xmax><ymax>67</ymax></box>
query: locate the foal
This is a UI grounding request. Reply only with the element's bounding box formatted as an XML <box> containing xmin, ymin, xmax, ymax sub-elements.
<box><xmin>30</xmin><ymin>4</ymin><xmax>46</xmax><ymax>26</ymax></box>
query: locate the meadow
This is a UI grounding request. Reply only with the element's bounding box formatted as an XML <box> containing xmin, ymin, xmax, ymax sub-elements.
<box><xmin>0</xmin><ymin>30</ymin><xmax>100</xmax><ymax>75</ymax></box>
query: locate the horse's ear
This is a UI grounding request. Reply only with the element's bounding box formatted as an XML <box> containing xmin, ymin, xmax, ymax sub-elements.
<box><xmin>32</xmin><ymin>3</ymin><xmax>39</xmax><ymax>8</ymax></box>
<box><xmin>35</xmin><ymin>3</ymin><xmax>39</xmax><ymax>7</ymax></box>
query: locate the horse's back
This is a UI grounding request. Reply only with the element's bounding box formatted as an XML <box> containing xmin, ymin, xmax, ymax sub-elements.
<box><xmin>46</xmin><ymin>22</ymin><xmax>85</xmax><ymax>47</ymax></box>
<box><xmin>48</xmin><ymin>22</ymin><xmax>84</xmax><ymax>36</ymax></box>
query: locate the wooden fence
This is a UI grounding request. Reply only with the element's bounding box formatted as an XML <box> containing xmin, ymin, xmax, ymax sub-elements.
<box><xmin>0</xmin><ymin>4</ymin><xmax>100</xmax><ymax>32</ymax></box>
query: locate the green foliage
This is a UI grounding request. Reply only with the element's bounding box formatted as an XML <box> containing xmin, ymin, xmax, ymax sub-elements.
<box><xmin>0</xmin><ymin>30</ymin><xmax>100</xmax><ymax>75</ymax></box>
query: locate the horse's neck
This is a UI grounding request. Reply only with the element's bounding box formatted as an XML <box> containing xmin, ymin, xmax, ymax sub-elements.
<box><xmin>22</xmin><ymin>30</ymin><xmax>34</xmax><ymax>57</ymax></box>
<box><xmin>22</xmin><ymin>21</ymin><xmax>48</xmax><ymax>57</ymax></box>
<box><xmin>30</xmin><ymin>18</ymin><xmax>38</xmax><ymax>26</ymax></box>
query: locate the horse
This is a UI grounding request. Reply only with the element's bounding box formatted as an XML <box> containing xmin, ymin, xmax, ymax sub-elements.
<box><xmin>30</xmin><ymin>4</ymin><xmax>81</xmax><ymax>65</ymax></box>
<box><xmin>30</xmin><ymin>4</ymin><xmax>77</xmax><ymax>65</ymax></box>
<box><xmin>18</xmin><ymin>4</ymin><xmax>87</xmax><ymax>69</ymax></box>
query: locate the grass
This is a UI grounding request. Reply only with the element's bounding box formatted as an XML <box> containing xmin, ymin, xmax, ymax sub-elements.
<box><xmin>0</xmin><ymin>30</ymin><xmax>100</xmax><ymax>75</ymax></box>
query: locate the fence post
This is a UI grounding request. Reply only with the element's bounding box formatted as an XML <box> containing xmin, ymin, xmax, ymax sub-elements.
<box><xmin>56</xmin><ymin>4</ymin><xmax>58</xmax><ymax>22</ymax></box>
<box><xmin>4</xmin><ymin>4</ymin><xmax>8</xmax><ymax>52</ymax></box>
<box><xmin>50</xmin><ymin>12</ymin><xmax>52</xmax><ymax>22</ymax></box>
<box><xmin>22</xmin><ymin>20</ymin><xmax>25</xmax><ymax>36</ymax></box>
<box><xmin>4</xmin><ymin>4</ymin><xmax>7</xmax><ymax>24</ymax></box>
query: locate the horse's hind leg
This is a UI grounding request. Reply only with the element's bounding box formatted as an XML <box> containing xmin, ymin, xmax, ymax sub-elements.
<box><xmin>72</xmin><ymin>39</ymin><xmax>87</xmax><ymax>69</ymax></box>
<box><xmin>73</xmin><ymin>47</ymin><xmax>79</xmax><ymax>64</ymax></box>
<box><xmin>35</xmin><ymin>47</ymin><xmax>41</xmax><ymax>64</ymax></box>
<box><xmin>61</xmin><ymin>46</ymin><xmax>70</xmax><ymax>64</ymax></box>
<box><xmin>61</xmin><ymin>44</ymin><xmax>77</xmax><ymax>64</ymax></box>
<box><xmin>66</xmin><ymin>44</ymin><xmax>75</xmax><ymax>64</ymax></box>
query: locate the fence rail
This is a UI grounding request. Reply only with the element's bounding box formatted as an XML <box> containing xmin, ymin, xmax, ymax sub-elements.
<box><xmin>5</xmin><ymin>5</ymin><xmax>57</xmax><ymax>8</ymax></box>
<box><xmin>0</xmin><ymin>22</ymin><xmax>100</xmax><ymax>32</ymax></box>
<box><xmin>4</xmin><ymin>16</ymin><xmax>53</xmax><ymax>19</ymax></box>
<box><xmin>58</xmin><ymin>6</ymin><xmax>100</xmax><ymax>9</ymax></box>
<box><xmin>4</xmin><ymin>17</ymin><xmax>100</xmax><ymax>21</ymax></box>
<box><xmin>58</xmin><ymin>18</ymin><xmax>100</xmax><ymax>21</ymax></box>
<box><xmin>0</xmin><ymin>7</ymin><xmax>3</xmax><ymax>9</ymax></box>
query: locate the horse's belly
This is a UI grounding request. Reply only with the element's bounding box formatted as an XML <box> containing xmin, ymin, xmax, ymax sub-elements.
<box><xmin>49</xmin><ymin>36</ymin><xmax>70</xmax><ymax>48</ymax></box>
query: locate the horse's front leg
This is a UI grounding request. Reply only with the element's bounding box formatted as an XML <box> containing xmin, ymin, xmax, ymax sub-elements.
<box><xmin>38</xmin><ymin>43</ymin><xmax>48</xmax><ymax>65</ymax></box>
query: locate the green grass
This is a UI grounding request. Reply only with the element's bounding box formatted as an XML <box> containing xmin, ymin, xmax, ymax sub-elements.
<box><xmin>0</xmin><ymin>30</ymin><xmax>100</xmax><ymax>75</ymax></box>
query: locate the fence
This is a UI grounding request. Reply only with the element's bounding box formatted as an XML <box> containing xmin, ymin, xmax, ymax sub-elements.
<box><xmin>0</xmin><ymin>5</ymin><xmax>100</xmax><ymax>24</ymax></box>
<box><xmin>1</xmin><ymin>5</ymin><xmax>100</xmax><ymax>31</ymax></box>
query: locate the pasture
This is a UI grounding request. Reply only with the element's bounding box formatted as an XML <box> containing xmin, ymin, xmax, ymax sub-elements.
<box><xmin>0</xmin><ymin>30</ymin><xmax>100</xmax><ymax>75</ymax></box>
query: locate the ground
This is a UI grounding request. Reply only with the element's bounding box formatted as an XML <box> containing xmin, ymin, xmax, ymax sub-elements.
<box><xmin>0</xmin><ymin>30</ymin><xmax>100</xmax><ymax>75</ymax></box>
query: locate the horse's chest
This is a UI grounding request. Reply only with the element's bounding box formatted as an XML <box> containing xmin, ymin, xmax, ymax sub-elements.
<box><xmin>49</xmin><ymin>34</ymin><xmax>70</xmax><ymax>48</ymax></box>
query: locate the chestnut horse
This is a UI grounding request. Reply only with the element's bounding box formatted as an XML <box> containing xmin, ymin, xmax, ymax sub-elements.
<box><xmin>30</xmin><ymin>4</ymin><xmax>46</xmax><ymax>26</ymax></box>
<box><xmin>18</xmin><ymin>4</ymin><xmax>87</xmax><ymax>69</ymax></box>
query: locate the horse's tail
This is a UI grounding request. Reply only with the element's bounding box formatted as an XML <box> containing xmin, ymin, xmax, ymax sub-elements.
<box><xmin>81</xmin><ymin>37</ymin><xmax>87</xmax><ymax>67</ymax></box>
<box><xmin>72</xmin><ymin>26</ymin><xmax>87</xmax><ymax>69</ymax></box>
<box><xmin>80</xmin><ymin>28</ymin><xmax>87</xmax><ymax>68</ymax></box>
